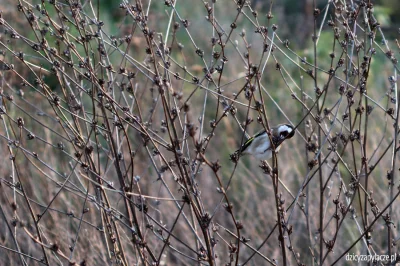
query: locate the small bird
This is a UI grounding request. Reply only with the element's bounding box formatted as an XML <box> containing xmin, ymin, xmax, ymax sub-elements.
<box><xmin>234</xmin><ymin>124</ymin><xmax>295</xmax><ymax>161</ymax></box>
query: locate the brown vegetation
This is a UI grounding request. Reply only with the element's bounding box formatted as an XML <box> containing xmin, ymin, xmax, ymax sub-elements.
<box><xmin>0</xmin><ymin>0</ymin><xmax>399</xmax><ymax>265</ymax></box>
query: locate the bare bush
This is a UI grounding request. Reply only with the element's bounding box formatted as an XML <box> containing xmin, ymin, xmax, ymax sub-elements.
<box><xmin>0</xmin><ymin>0</ymin><xmax>399</xmax><ymax>265</ymax></box>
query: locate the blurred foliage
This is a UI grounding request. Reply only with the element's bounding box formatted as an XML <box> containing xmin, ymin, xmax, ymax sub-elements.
<box><xmin>0</xmin><ymin>0</ymin><xmax>399</xmax><ymax>265</ymax></box>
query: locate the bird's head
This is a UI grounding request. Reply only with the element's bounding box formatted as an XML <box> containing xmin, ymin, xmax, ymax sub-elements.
<box><xmin>272</xmin><ymin>124</ymin><xmax>295</xmax><ymax>146</ymax></box>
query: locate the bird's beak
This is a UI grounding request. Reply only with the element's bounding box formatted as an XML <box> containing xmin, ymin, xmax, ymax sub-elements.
<box><xmin>287</xmin><ymin>129</ymin><xmax>295</xmax><ymax>139</ymax></box>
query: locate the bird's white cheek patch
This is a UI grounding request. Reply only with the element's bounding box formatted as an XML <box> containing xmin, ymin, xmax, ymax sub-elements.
<box><xmin>280</xmin><ymin>125</ymin><xmax>291</xmax><ymax>134</ymax></box>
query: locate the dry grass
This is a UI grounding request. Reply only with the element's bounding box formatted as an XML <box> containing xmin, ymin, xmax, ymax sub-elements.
<box><xmin>0</xmin><ymin>0</ymin><xmax>399</xmax><ymax>265</ymax></box>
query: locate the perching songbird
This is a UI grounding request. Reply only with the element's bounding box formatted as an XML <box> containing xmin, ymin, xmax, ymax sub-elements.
<box><xmin>234</xmin><ymin>124</ymin><xmax>295</xmax><ymax>161</ymax></box>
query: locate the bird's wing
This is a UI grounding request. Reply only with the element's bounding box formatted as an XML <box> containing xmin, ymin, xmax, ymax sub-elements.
<box><xmin>239</xmin><ymin>130</ymin><xmax>266</xmax><ymax>153</ymax></box>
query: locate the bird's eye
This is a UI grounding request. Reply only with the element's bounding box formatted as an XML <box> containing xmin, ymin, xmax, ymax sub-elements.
<box><xmin>280</xmin><ymin>131</ymin><xmax>288</xmax><ymax>138</ymax></box>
